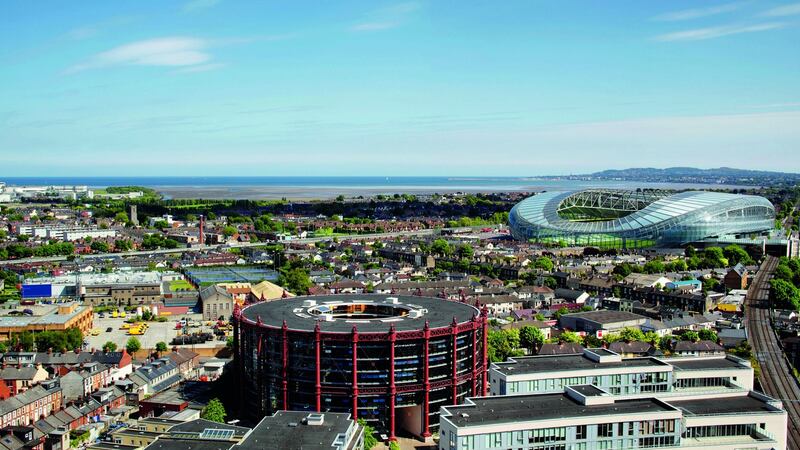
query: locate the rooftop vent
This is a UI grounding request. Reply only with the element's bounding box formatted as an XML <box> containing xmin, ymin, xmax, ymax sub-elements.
<box><xmin>306</xmin><ymin>413</ymin><xmax>325</xmax><ymax>425</ymax></box>
<box><xmin>386</xmin><ymin>297</ymin><xmax>399</xmax><ymax>304</ymax></box>
<box><xmin>303</xmin><ymin>299</ymin><xmax>317</xmax><ymax>308</ymax></box>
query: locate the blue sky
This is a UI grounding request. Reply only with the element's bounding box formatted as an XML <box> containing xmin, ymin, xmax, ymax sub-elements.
<box><xmin>1</xmin><ymin>0</ymin><xmax>798</xmax><ymax>176</ymax></box>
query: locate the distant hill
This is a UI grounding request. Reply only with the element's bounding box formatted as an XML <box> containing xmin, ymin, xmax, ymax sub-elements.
<box><xmin>590</xmin><ymin>167</ymin><xmax>798</xmax><ymax>178</ymax></box>
<box><xmin>557</xmin><ymin>167</ymin><xmax>800</xmax><ymax>186</ymax></box>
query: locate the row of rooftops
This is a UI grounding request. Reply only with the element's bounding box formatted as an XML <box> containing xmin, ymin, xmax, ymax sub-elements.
<box><xmin>491</xmin><ymin>347</ymin><xmax>749</xmax><ymax>376</ymax></box>
<box><xmin>102</xmin><ymin>411</ymin><xmax>361</xmax><ymax>450</ymax></box>
<box><xmin>441</xmin><ymin>388</ymin><xmax>783</xmax><ymax>428</ymax></box>
<box><xmin>1</xmin><ymin>350</ymin><xmax>131</xmax><ymax>368</ymax></box>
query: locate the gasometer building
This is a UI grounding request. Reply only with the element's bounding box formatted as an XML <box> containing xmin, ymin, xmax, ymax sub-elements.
<box><xmin>233</xmin><ymin>294</ymin><xmax>488</xmax><ymax>439</ymax></box>
<box><xmin>509</xmin><ymin>189</ymin><xmax>775</xmax><ymax>249</ymax></box>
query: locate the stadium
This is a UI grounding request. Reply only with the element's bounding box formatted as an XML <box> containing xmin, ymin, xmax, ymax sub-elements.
<box><xmin>509</xmin><ymin>189</ymin><xmax>775</xmax><ymax>249</ymax></box>
<box><xmin>233</xmin><ymin>294</ymin><xmax>488</xmax><ymax>439</ymax></box>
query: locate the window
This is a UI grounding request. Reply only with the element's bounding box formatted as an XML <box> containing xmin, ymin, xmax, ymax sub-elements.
<box><xmin>598</xmin><ymin>423</ymin><xmax>614</xmax><ymax>438</ymax></box>
<box><xmin>575</xmin><ymin>425</ymin><xmax>587</xmax><ymax>440</ymax></box>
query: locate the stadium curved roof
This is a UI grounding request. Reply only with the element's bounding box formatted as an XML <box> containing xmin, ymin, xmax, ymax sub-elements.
<box><xmin>509</xmin><ymin>189</ymin><xmax>775</xmax><ymax>248</ymax></box>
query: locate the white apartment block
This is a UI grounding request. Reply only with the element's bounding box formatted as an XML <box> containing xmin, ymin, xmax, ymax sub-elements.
<box><xmin>439</xmin><ymin>387</ymin><xmax>787</xmax><ymax>450</ymax></box>
<box><xmin>489</xmin><ymin>348</ymin><xmax>753</xmax><ymax>399</ymax></box>
<box><xmin>17</xmin><ymin>225</ymin><xmax>116</xmax><ymax>241</ymax></box>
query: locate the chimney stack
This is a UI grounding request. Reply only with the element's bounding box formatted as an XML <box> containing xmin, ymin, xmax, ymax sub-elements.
<box><xmin>199</xmin><ymin>215</ymin><xmax>205</xmax><ymax>246</ymax></box>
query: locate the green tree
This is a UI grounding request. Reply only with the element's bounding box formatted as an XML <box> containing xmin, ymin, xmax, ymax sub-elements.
<box><xmin>223</xmin><ymin>226</ymin><xmax>237</xmax><ymax>237</ymax></box>
<box><xmin>90</xmin><ymin>241</ymin><xmax>110</xmax><ymax>253</ymax></box>
<box><xmin>723</xmin><ymin>244</ymin><xmax>751</xmax><ymax>266</ymax></box>
<box><xmin>553</xmin><ymin>306</ymin><xmax>570</xmax><ymax>320</ymax></box>
<box><xmin>702</xmin><ymin>278</ymin><xmax>721</xmax><ymax>294</ymax></box>
<box><xmin>619</xmin><ymin>327</ymin><xmax>645</xmax><ymax>342</ymax></box>
<box><xmin>702</xmin><ymin>247</ymin><xmax>728</xmax><ymax>268</ymax></box>
<box><xmin>519</xmin><ymin>326</ymin><xmax>545</xmax><ymax>352</ymax></box>
<box><xmin>102</xmin><ymin>341</ymin><xmax>118</xmax><ymax>352</ymax></box>
<box><xmin>155</xmin><ymin>341</ymin><xmax>168</xmax><ymax>355</ymax></box>
<box><xmin>666</xmin><ymin>259</ymin><xmax>688</xmax><ymax>272</ymax></box>
<box><xmin>487</xmin><ymin>329</ymin><xmax>523</xmax><ymax>362</ymax></box>
<box><xmin>559</xmin><ymin>331</ymin><xmax>583</xmax><ymax>344</ymax></box>
<box><xmin>659</xmin><ymin>335</ymin><xmax>674</xmax><ymax>352</ymax></box>
<box><xmin>731</xmin><ymin>340</ymin><xmax>753</xmax><ymax>359</ymax></box>
<box><xmin>642</xmin><ymin>260</ymin><xmax>665</xmax><ymax>274</ymax></box>
<box><xmin>533</xmin><ymin>256</ymin><xmax>554</xmax><ymax>272</ymax></box>
<box><xmin>771</xmin><ymin>278</ymin><xmax>800</xmax><ymax>310</ymax></box>
<box><xmin>431</xmin><ymin>239</ymin><xmax>452</xmax><ymax>256</ymax></box>
<box><xmin>114</xmin><ymin>212</ymin><xmax>129</xmax><ymax>224</ymax></box>
<box><xmin>278</xmin><ymin>267</ymin><xmax>312</xmax><ymax>295</ymax></box>
<box><xmin>201</xmin><ymin>398</ymin><xmax>227</xmax><ymax>423</ymax></box>
<box><xmin>114</xmin><ymin>239</ymin><xmax>133</xmax><ymax>251</ymax></box>
<box><xmin>643</xmin><ymin>331</ymin><xmax>661</xmax><ymax>346</ymax></box>
<box><xmin>389</xmin><ymin>441</ymin><xmax>400</xmax><ymax>450</ymax></box>
<box><xmin>10</xmin><ymin>331</ymin><xmax>35</xmax><ymax>351</ymax></box>
<box><xmin>358</xmin><ymin>419</ymin><xmax>378</xmax><ymax>449</ymax></box>
<box><xmin>774</xmin><ymin>264</ymin><xmax>793</xmax><ymax>282</ymax></box>
<box><xmin>457</xmin><ymin>244</ymin><xmax>474</xmax><ymax>259</ymax></box>
<box><xmin>613</xmin><ymin>263</ymin><xmax>633</xmax><ymax>278</ymax></box>
<box><xmin>698</xmin><ymin>329</ymin><xmax>718</xmax><ymax>342</ymax></box>
<box><xmin>126</xmin><ymin>337</ymin><xmax>142</xmax><ymax>354</ymax></box>
<box><xmin>681</xmin><ymin>331</ymin><xmax>699</xmax><ymax>342</ymax></box>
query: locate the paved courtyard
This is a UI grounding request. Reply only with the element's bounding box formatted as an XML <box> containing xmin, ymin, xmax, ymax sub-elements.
<box><xmin>86</xmin><ymin>313</ymin><xmax>226</xmax><ymax>352</ymax></box>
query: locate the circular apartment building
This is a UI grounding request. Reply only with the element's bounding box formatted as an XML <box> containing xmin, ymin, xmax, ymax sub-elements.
<box><xmin>509</xmin><ymin>189</ymin><xmax>775</xmax><ymax>249</ymax></box>
<box><xmin>233</xmin><ymin>294</ymin><xmax>487</xmax><ymax>438</ymax></box>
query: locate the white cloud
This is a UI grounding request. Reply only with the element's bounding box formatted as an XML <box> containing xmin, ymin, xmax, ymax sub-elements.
<box><xmin>171</xmin><ymin>63</ymin><xmax>226</xmax><ymax>74</ymax></box>
<box><xmin>653</xmin><ymin>2</ymin><xmax>742</xmax><ymax>21</ymax></box>
<box><xmin>746</xmin><ymin>102</ymin><xmax>800</xmax><ymax>109</ymax></box>
<box><xmin>64</xmin><ymin>16</ymin><xmax>139</xmax><ymax>41</ymax></box>
<box><xmin>761</xmin><ymin>2</ymin><xmax>800</xmax><ymax>16</ymax></box>
<box><xmin>66</xmin><ymin>37</ymin><xmax>212</xmax><ymax>73</ymax></box>
<box><xmin>183</xmin><ymin>0</ymin><xmax>221</xmax><ymax>13</ymax></box>
<box><xmin>350</xmin><ymin>22</ymin><xmax>398</xmax><ymax>31</ymax></box>
<box><xmin>350</xmin><ymin>2</ymin><xmax>421</xmax><ymax>32</ymax></box>
<box><xmin>654</xmin><ymin>22</ymin><xmax>785</xmax><ymax>41</ymax></box>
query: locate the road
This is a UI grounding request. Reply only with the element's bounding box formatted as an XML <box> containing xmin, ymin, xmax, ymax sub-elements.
<box><xmin>744</xmin><ymin>255</ymin><xmax>800</xmax><ymax>450</ymax></box>
<box><xmin>0</xmin><ymin>228</ymin><xmax>458</xmax><ymax>265</ymax></box>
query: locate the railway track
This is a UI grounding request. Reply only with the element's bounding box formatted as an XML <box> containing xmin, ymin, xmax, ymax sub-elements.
<box><xmin>744</xmin><ymin>256</ymin><xmax>800</xmax><ymax>450</ymax></box>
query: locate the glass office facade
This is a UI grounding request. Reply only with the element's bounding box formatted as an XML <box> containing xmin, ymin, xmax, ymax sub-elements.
<box><xmin>509</xmin><ymin>189</ymin><xmax>775</xmax><ymax>249</ymax></box>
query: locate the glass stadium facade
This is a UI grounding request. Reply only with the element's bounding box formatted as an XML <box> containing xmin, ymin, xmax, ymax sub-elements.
<box><xmin>509</xmin><ymin>189</ymin><xmax>775</xmax><ymax>249</ymax></box>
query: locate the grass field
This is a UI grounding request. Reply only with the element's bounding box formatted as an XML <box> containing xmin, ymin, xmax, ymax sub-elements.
<box><xmin>169</xmin><ymin>279</ymin><xmax>195</xmax><ymax>291</ymax></box>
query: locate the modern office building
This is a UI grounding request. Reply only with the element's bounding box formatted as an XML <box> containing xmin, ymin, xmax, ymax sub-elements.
<box><xmin>439</xmin><ymin>387</ymin><xmax>787</xmax><ymax>450</ymax></box>
<box><xmin>0</xmin><ymin>303</ymin><xmax>93</xmax><ymax>341</ymax></box>
<box><xmin>233</xmin><ymin>294</ymin><xmax>488</xmax><ymax>439</ymax></box>
<box><xmin>488</xmin><ymin>348</ymin><xmax>753</xmax><ymax>398</ymax></box>
<box><xmin>509</xmin><ymin>189</ymin><xmax>775</xmax><ymax>248</ymax></box>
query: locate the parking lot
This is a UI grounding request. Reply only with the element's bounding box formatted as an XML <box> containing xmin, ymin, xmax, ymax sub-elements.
<box><xmin>86</xmin><ymin>313</ymin><xmax>227</xmax><ymax>352</ymax></box>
